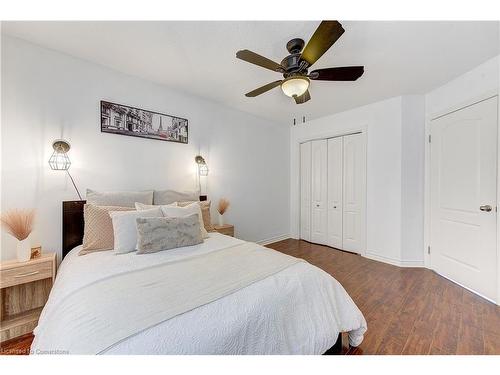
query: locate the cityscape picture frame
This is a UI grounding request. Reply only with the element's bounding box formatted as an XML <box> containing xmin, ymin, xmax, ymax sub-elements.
<box><xmin>100</xmin><ymin>100</ymin><xmax>188</xmax><ymax>144</ymax></box>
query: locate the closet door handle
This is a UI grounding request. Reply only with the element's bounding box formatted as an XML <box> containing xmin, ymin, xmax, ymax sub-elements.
<box><xmin>315</xmin><ymin>204</ymin><xmax>320</xmax><ymax>207</ymax></box>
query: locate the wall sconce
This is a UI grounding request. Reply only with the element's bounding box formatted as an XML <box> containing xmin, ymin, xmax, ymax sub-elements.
<box><xmin>49</xmin><ymin>139</ymin><xmax>83</xmax><ymax>200</ymax></box>
<box><xmin>195</xmin><ymin>155</ymin><xmax>208</xmax><ymax>201</ymax></box>
<box><xmin>195</xmin><ymin>155</ymin><xmax>208</xmax><ymax>175</ymax></box>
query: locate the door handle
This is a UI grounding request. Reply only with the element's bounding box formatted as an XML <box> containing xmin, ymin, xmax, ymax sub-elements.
<box><xmin>480</xmin><ymin>205</ymin><xmax>492</xmax><ymax>212</ymax></box>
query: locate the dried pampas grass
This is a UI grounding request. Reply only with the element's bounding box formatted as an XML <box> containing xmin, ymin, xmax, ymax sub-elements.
<box><xmin>0</xmin><ymin>209</ymin><xmax>35</xmax><ymax>241</ymax></box>
<box><xmin>217</xmin><ymin>198</ymin><xmax>230</xmax><ymax>215</ymax></box>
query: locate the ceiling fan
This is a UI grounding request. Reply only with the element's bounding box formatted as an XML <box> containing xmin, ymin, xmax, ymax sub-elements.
<box><xmin>236</xmin><ymin>21</ymin><xmax>364</xmax><ymax>104</ymax></box>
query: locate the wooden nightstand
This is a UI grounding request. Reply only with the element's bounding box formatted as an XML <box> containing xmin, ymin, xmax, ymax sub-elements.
<box><xmin>213</xmin><ymin>224</ymin><xmax>234</xmax><ymax>237</ymax></box>
<box><xmin>0</xmin><ymin>253</ymin><xmax>56</xmax><ymax>343</ymax></box>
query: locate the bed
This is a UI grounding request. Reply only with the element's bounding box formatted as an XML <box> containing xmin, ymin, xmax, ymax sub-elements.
<box><xmin>31</xmin><ymin>201</ymin><xmax>367</xmax><ymax>355</ymax></box>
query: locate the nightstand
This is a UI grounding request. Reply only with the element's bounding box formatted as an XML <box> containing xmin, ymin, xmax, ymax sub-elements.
<box><xmin>213</xmin><ymin>224</ymin><xmax>234</xmax><ymax>237</ymax></box>
<box><xmin>0</xmin><ymin>253</ymin><xmax>56</xmax><ymax>343</ymax></box>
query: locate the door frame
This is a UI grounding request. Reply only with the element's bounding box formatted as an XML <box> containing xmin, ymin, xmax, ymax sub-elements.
<box><xmin>423</xmin><ymin>90</ymin><xmax>500</xmax><ymax>304</ymax></box>
<box><xmin>297</xmin><ymin>126</ymin><xmax>368</xmax><ymax>256</ymax></box>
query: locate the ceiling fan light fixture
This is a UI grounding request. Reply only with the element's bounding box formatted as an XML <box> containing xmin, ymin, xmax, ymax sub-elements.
<box><xmin>281</xmin><ymin>76</ymin><xmax>310</xmax><ymax>98</ymax></box>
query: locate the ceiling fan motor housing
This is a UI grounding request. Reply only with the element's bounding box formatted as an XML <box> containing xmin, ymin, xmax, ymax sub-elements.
<box><xmin>286</xmin><ymin>38</ymin><xmax>305</xmax><ymax>54</ymax></box>
<box><xmin>281</xmin><ymin>39</ymin><xmax>308</xmax><ymax>77</ymax></box>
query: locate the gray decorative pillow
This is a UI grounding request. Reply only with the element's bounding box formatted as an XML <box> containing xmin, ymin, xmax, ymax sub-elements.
<box><xmin>136</xmin><ymin>214</ymin><xmax>203</xmax><ymax>254</ymax></box>
<box><xmin>86</xmin><ymin>189</ymin><xmax>153</xmax><ymax>208</ymax></box>
<box><xmin>153</xmin><ymin>190</ymin><xmax>199</xmax><ymax>205</ymax></box>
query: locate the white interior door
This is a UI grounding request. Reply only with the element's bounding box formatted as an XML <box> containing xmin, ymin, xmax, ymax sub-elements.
<box><xmin>342</xmin><ymin>133</ymin><xmax>366</xmax><ymax>253</ymax></box>
<box><xmin>430</xmin><ymin>97</ymin><xmax>498</xmax><ymax>301</ymax></box>
<box><xmin>327</xmin><ymin>137</ymin><xmax>343</xmax><ymax>248</ymax></box>
<box><xmin>300</xmin><ymin>142</ymin><xmax>312</xmax><ymax>242</ymax></box>
<box><xmin>311</xmin><ymin>139</ymin><xmax>328</xmax><ymax>244</ymax></box>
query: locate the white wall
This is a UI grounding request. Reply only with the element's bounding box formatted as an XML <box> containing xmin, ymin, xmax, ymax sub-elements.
<box><xmin>400</xmin><ymin>95</ymin><xmax>425</xmax><ymax>265</ymax></box>
<box><xmin>0</xmin><ymin>35</ymin><xmax>290</xmax><ymax>261</ymax></box>
<box><xmin>290</xmin><ymin>97</ymin><xmax>405</xmax><ymax>263</ymax></box>
<box><xmin>426</xmin><ymin>56</ymin><xmax>499</xmax><ymax>117</ymax></box>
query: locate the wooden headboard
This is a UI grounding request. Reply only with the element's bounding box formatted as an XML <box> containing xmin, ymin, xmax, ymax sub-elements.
<box><xmin>62</xmin><ymin>200</ymin><xmax>86</xmax><ymax>258</ymax></box>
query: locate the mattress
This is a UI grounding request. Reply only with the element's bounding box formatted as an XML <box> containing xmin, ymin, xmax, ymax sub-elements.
<box><xmin>32</xmin><ymin>233</ymin><xmax>367</xmax><ymax>354</ymax></box>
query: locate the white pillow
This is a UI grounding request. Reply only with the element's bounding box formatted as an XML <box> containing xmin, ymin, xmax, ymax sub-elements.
<box><xmin>110</xmin><ymin>207</ymin><xmax>163</xmax><ymax>254</ymax></box>
<box><xmin>135</xmin><ymin>202</ymin><xmax>177</xmax><ymax>210</ymax></box>
<box><xmin>161</xmin><ymin>203</ymin><xmax>209</xmax><ymax>239</ymax></box>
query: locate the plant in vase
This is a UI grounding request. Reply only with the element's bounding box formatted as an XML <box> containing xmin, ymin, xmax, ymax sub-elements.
<box><xmin>217</xmin><ymin>198</ymin><xmax>230</xmax><ymax>226</ymax></box>
<box><xmin>0</xmin><ymin>209</ymin><xmax>35</xmax><ymax>262</ymax></box>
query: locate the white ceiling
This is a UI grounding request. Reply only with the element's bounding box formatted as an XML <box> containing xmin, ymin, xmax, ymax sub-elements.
<box><xmin>2</xmin><ymin>21</ymin><xmax>499</xmax><ymax>125</ymax></box>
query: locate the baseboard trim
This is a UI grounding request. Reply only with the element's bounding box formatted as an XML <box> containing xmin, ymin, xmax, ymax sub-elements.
<box><xmin>257</xmin><ymin>234</ymin><xmax>290</xmax><ymax>246</ymax></box>
<box><xmin>432</xmin><ymin>270</ymin><xmax>498</xmax><ymax>305</ymax></box>
<box><xmin>364</xmin><ymin>252</ymin><xmax>425</xmax><ymax>268</ymax></box>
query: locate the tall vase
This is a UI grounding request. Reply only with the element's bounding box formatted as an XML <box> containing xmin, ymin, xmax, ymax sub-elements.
<box><xmin>16</xmin><ymin>237</ymin><xmax>31</xmax><ymax>262</ymax></box>
<box><xmin>218</xmin><ymin>213</ymin><xmax>225</xmax><ymax>226</ymax></box>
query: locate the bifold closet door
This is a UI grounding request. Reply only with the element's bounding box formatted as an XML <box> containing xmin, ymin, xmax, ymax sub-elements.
<box><xmin>342</xmin><ymin>133</ymin><xmax>366</xmax><ymax>253</ymax></box>
<box><xmin>327</xmin><ymin>137</ymin><xmax>343</xmax><ymax>248</ymax></box>
<box><xmin>311</xmin><ymin>139</ymin><xmax>328</xmax><ymax>244</ymax></box>
<box><xmin>300</xmin><ymin>142</ymin><xmax>312</xmax><ymax>242</ymax></box>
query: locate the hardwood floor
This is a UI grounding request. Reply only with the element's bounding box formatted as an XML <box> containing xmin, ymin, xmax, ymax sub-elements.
<box><xmin>1</xmin><ymin>238</ymin><xmax>499</xmax><ymax>355</ymax></box>
<box><xmin>267</xmin><ymin>239</ymin><xmax>500</xmax><ymax>355</ymax></box>
<box><xmin>0</xmin><ymin>333</ymin><xmax>33</xmax><ymax>355</ymax></box>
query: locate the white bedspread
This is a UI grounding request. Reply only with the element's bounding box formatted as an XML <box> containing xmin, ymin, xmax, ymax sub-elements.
<box><xmin>32</xmin><ymin>233</ymin><xmax>367</xmax><ymax>354</ymax></box>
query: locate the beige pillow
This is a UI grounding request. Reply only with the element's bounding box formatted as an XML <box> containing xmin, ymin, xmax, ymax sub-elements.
<box><xmin>160</xmin><ymin>203</ymin><xmax>209</xmax><ymax>239</ymax></box>
<box><xmin>136</xmin><ymin>214</ymin><xmax>203</xmax><ymax>254</ymax></box>
<box><xmin>177</xmin><ymin>200</ymin><xmax>214</xmax><ymax>232</ymax></box>
<box><xmin>80</xmin><ymin>204</ymin><xmax>134</xmax><ymax>255</ymax></box>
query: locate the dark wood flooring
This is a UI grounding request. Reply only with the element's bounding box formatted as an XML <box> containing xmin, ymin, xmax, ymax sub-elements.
<box><xmin>267</xmin><ymin>239</ymin><xmax>500</xmax><ymax>355</ymax></box>
<box><xmin>1</xmin><ymin>239</ymin><xmax>499</xmax><ymax>355</ymax></box>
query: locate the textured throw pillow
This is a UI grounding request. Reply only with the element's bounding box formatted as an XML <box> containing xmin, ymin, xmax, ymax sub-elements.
<box><xmin>161</xmin><ymin>203</ymin><xmax>209</xmax><ymax>239</ymax></box>
<box><xmin>136</xmin><ymin>214</ymin><xmax>203</xmax><ymax>254</ymax></box>
<box><xmin>80</xmin><ymin>204</ymin><xmax>134</xmax><ymax>255</ymax></box>
<box><xmin>177</xmin><ymin>200</ymin><xmax>214</xmax><ymax>232</ymax></box>
<box><xmin>86</xmin><ymin>189</ymin><xmax>153</xmax><ymax>208</ymax></box>
<box><xmin>135</xmin><ymin>202</ymin><xmax>177</xmax><ymax>210</ymax></box>
<box><xmin>153</xmin><ymin>190</ymin><xmax>199</xmax><ymax>205</ymax></box>
<box><xmin>109</xmin><ymin>207</ymin><xmax>163</xmax><ymax>254</ymax></box>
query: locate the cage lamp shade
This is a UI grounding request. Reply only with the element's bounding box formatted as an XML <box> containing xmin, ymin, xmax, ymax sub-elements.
<box><xmin>195</xmin><ymin>155</ymin><xmax>209</xmax><ymax>176</ymax></box>
<box><xmin>49</xmin><ymin>140</ymin><xmax>71</xmax><ymax>170</ymax></box>
<box><xmin>199</xmin><ymin>164</ymin><xmax>209</xmax><ymax>176</ymax></box>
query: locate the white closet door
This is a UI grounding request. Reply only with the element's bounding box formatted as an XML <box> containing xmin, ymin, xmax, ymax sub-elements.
<box><xmin>342</xmin><ymin>133</ymin><xmax>366</xmax><ymax>253</ymax></box>
<box><xmin>300</xmin><ymin>142</ymin><xmax>312</xmax><ymax>241</ymax></box>
<box><xmin>311</xmin><ymin>139</ymin><xmax>328</xmax><ymax>244</ymax></box>
<box><xmin>327</xmin><ymin>137</ymin><xmax>343</xmax><ymax>248</ymax></box>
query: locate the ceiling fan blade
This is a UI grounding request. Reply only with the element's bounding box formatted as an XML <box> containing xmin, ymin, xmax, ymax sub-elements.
<box><xmin>300</xmin><ymin>21</ymin><xmax>345</xmax><ymax>67</ymax></box>
<box><xmin>236</xmin><ymin>49</ymin><xmax>284</xmax><ymax>72</ymax></box>
<box><xmin>309</xmin><ymin>66</ymin><xmax>364</xmax><ymax>81</ymax></box>
<box><xmin>294</xmin><ymin>90</ymin><xmax>311</xmax><ymax>104</ymax></box>
<box><xmin>245</xmin><ymin>80</ymin><xmax>283</xmax><ymax>97</ymax></box>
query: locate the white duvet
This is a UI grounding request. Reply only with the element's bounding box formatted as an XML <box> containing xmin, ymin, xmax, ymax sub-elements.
<box><xmin>32</xmin><ymin>233</ymin><xmax>367</xmax><ymax>355</ymax></box>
